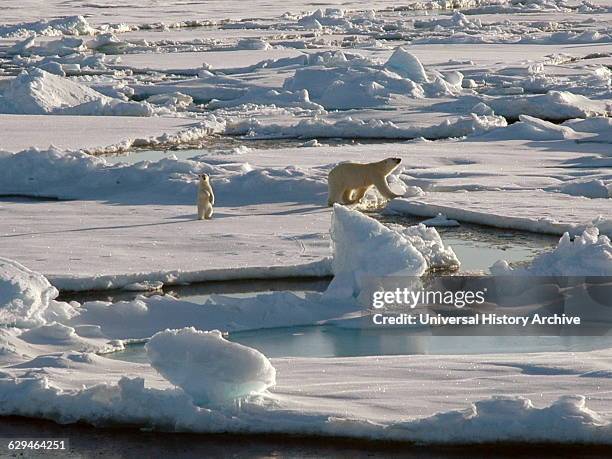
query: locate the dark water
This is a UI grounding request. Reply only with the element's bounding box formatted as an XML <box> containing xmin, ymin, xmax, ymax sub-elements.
<box><xmin>57</xmin><ymin>276</ymin><xmax>330</xmax><ymax>304</ymax></box>
<box><xmin>1</xmin><ymin>416</ymin><xmax>611</xmax><ymax>459</ymax></box>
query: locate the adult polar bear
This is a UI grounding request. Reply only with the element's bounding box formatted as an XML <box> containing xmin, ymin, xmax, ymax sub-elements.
<box><xmin>327</xmin><ymin>157</ymin><xmax>403</xmax><ymax>206</ymax></box>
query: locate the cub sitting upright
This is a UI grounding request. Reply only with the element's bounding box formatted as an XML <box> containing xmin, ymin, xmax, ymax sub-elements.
<box><xmin>197</xmin><ymin>173</ymin><xmax>215</xmax><ymax>220</ymax></box>
<box><xmin>327</xmin><ymin>157</ymin><xmax>402</xmax><ymax>206</ymax></box>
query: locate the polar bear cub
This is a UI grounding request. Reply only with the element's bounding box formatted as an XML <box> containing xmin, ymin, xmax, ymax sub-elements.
<box><xmin>197</xmin><ymin>174</ymin><xmax>215</xmax><ymax>220</ymax></box>
<box><xmin>327</xmin><ymin>157</ymin><xmax>402</xmax><ymax>206</ymax></box>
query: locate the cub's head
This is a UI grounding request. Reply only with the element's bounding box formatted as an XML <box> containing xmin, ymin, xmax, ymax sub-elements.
<box><xmin>380</xmin><ymin>157</ymin><xmax>402</xmax><ymax>174</ymax></box>
<box><xmin>198</xmin><ymin>173</ymin><xmax>210</xmax><ymax>183</ymax></box>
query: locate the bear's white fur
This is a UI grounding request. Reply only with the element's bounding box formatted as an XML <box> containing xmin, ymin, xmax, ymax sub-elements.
<box><xmin>197</xmin><ymin>174</ymin><xmax>215</xmax><ymax>220</ymax></box>
<box><xmin>327</xmin><ymin>157</ymin><xmax>402</xmax><ymax>206</ymax></box>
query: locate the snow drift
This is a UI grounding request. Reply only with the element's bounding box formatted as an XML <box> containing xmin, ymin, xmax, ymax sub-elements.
<box><xmin>231</xmin><ymin>114</ymin><xmax>507</xmax><ymax>140</ymax></box>
<box><xmin>384</xmin><ymin>47</ymin><xmax>429</xmax><ymax>83</ymax></box>
<box><xmin>492</xmin><ymin>227</ymin><xmax>612</xmax><ymax>276</ymax></box>
<box><xmin>0</xmin><ymin>69</ymin><xmax>152</xmax><ymax>116</ymax></box>
<box><xmin>280</xmin><ymin>47</ymin><xmax>466</xmax><ymax>109</ymax></box>
<box><xmin>481</xmin><ymin>115</ymin><xmax>580</xmax><ymax>141</ymax></box>
<box><xmin>0</xmin><ymin>16</ymin><xmax>95</xmax><ymax>38</ymax></box>
<box><xmin>0</xmin><ymin>257</ymin><xmax>73</xmax><ymax>328</ymax></box>
<box><xmin>553</xmin><ymin>180</ymin><xmax>612</xmax><ymax>199</ymax></box>
<box><xmin>146</xmin><ymin>328</ymin><xmax>276</xmax><ymax>406</ymax></box>
<box><xmin>485</xmin><ymin>91</ymin><xmax>609</xmax><ymax>121</ymax></box>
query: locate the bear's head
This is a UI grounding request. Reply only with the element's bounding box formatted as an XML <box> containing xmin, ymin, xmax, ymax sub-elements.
<box><xmin>380</xmin><ymin>157</ymin><xmax>402</xmax><ymax>174</ymax></box>
<box><xmin>198</xmin><ymin>173</ymin><xmax>210</xmax><ymax>183</ymax></box>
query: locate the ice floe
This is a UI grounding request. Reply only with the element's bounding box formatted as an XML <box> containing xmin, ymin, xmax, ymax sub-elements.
<box><xmin>146</xmin><ymin>328</ymin><xmax>276</xmax><ymax>406</ymax></box>
<box><xmin>387</xmin><ymin>190</ymin><xmax>612</xmax><ymax>238</ymax></box>
<box><xmin>0</xmin><ymin>364</ymin><xmax>610</xmax><ymax>443</ymax></box>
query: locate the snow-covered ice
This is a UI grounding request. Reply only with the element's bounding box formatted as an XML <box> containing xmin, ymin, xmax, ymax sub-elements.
<box><xmin>146</xmin><ymin>328</ymin><xmax>276</xmax><ymax>406</ymax></box>
<box><xmin>1</xmin><ymin>243</ymin><xmax>612</xmax><ymax>442</ymax></box>
<box><xmin>0</xmin><ymin>115</ymin><xmax>202</xmax><ymax>152</ymax></box>
<box><xmin>0</xmin><ymin>69</ymin><xmax>153</xmax><ymax>116</ymax></box>
<box><xmin>328</xmin><ymin>204</ymin><xmax>428</xmax><ymax>297</ymax></box>
<box><xmin>1</xmin><ymin>137</ymin><xmax>609</xmax><ymax>285</ymax></box>
<box><xmin>0</xmin><ymin>0</ymin><xmax>611</xmax><ymax>446</ymax></box>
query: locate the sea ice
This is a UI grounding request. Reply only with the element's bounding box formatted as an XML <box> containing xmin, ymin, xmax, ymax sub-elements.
<box><xmin>328</xmin><ymin>205</ymin><xmax>434</xmax><ymax>297</ymax></box>
<box><xmin>485</xmin><ymin>91</ymin><xmax>609</xmax><ymax>121</ymax></box>
<box><xmin>0</xmin><ymin>15</ymin><xmax>95</xmax><ymax>38</ymax></box>
<box><xmin>145</xmin><ymin>327</ymin><xmax>276</xmax><ymax>405</ymax></box>
<box><xmin>482</xmin><ymin>115</ymin><xmax>580</xmax><ymax>141</ymax></box>
<box><xmin>553</xmin><ymin>179</ymin><xmax>611</xmax><ymax>199</ymax></box>
<box><xmin>0</xmin><ymin>69</ymin><xmax>153</xmax><ymax>117</ymax></box>
<box><xmin>384</xmin><ymin>47</ymin><xmax>429</xmax><ymax>83</ymax></box>
<box><xmin>0</xmin><ymin>0</ymin><xmax>611</xmax><ymax>443</ymax></box>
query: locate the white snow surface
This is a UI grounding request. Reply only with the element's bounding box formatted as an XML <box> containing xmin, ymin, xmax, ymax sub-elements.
<box><xmin>485</xmin><ymin>91</ymin><xmax>610</xmax><ymax>121</ymax></box>
<box><xmin>387</xmin><ymin>190</ymin><xmax>612</xmax><ymax>238</ymax></box>
<box><xmin>0</xmin><ymin>115</ymin><xmax>200</xmax><ymax>152</ymax></box>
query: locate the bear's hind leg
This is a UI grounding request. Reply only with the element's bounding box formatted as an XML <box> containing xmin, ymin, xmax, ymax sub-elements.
<box><xmin>349</xmin><ymin>186</ymin><xmax>370</xmax><ymax>204</ymax></box>
<box><xmin>197</xmin><ymin>203</ymin><xmax>205</xmax><ymax>220</ymax></box>
<box><xmin>327</xmin><ymin>183</ymin><xmax>344</xmax><ymax>206</ymax></box>
<box><xmin>342</xmin><ymin>188</ymin><xmax>356</xmax><ymax>204</ymax></box>
<box><xmin>204</xmin><ymin>205</ymin><xmax>214</xmax><ymax>220</ymax></box>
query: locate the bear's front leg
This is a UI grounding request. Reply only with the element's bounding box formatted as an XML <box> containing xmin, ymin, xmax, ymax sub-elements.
<box><xmin>373</xmin><ymin>177</ymin><xmax>402</xmax><ymax>200</ymax></box>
